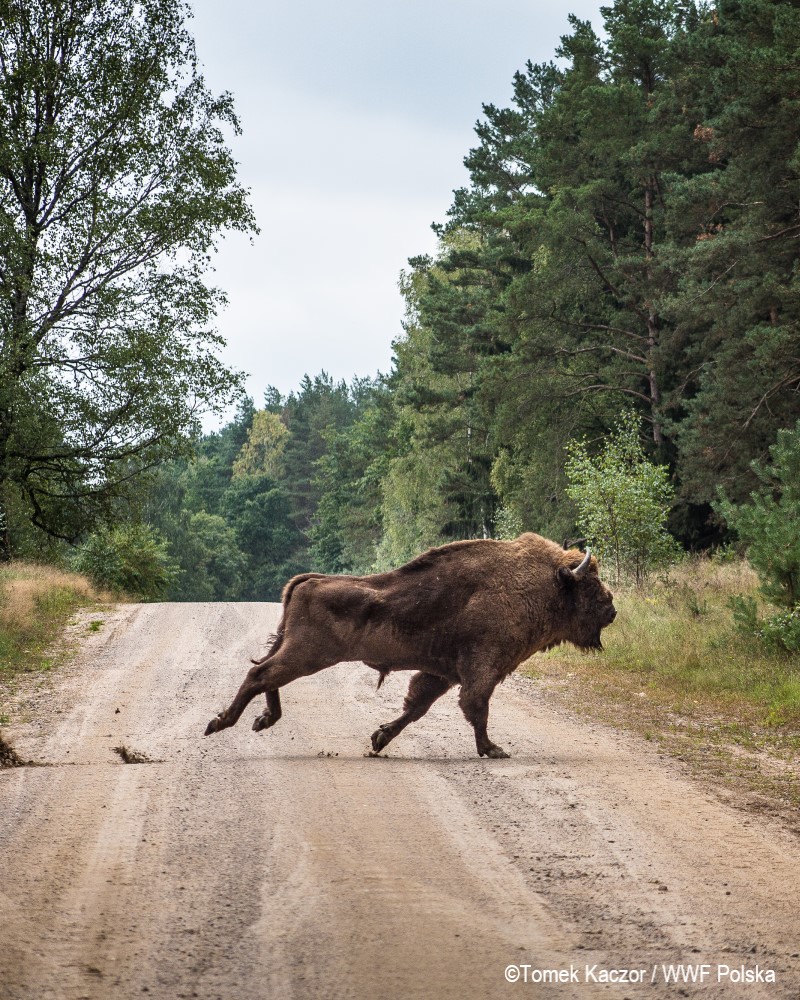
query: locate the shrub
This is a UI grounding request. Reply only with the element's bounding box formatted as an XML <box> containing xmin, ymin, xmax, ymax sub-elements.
<box><xmin>493</xmin><ymin>505</ymin><xmax>524</xmax><ymax>541</ymax></box>
<box><xmin>757</xmin><ymin>607</ymin><xmax>800</xmax><ymax>653</ymax></box>
<box><xmin>72</xmin><ymin>524</ymin><xmax>176</xmax><ymax>600</ymax></box>
<box><xmin>565</xmin><ymin>411</ymin><xmax>679</xmax><ymax>585</ymax></box>
<box><xmin>716</xmin><ymin>420</ymin><xmax>800</xmax><ymax>608</ymax></box>
<box><xmin>730</xmin><ymin>594</ymin><xmax>800</xmax><ymax>654</ymax></box>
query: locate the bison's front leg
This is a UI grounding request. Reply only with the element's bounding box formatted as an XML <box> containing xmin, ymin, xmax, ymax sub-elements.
<box><xmin>252</xmin><ymin>690</ymin><xmax>282</xmax><ymax>732</ymax></box>
<box><xmin>371</xmin><ymin>672</ymin><xmax>451</xmax><ymax>752</ymax></box>
<box><xmin>458</xmin><ymin>678</ymin><xmax>509</xmax><ymax>759</ymax></box>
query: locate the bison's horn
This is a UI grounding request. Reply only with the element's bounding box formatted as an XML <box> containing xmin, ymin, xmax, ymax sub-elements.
<box><xmin>572</xmin><ymin>549</ymin><xmax>592</xmax><ymax>580</ymax></box>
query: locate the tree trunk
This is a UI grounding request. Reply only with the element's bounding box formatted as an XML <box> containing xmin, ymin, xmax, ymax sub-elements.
<box><xmin>644</xmin><ymin>180</ymin><xmax>664</xmax><ymax>446</ymax></box>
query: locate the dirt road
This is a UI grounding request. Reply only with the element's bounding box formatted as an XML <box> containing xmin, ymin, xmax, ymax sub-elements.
<box><xmin>1</xmin><ymin>602</ymin><xmax>799</xmax><ymax>1000</ymax></box>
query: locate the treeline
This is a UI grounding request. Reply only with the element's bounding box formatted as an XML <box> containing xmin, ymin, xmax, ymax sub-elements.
<box><xmin>396</xmin><ymin>0</ymin><xmax>799</xmax><ymax>553</ymax></box>
<box><xmin>5</xmin><ymin>0</ymin><xmax>800</xmax><ymax>598</ymax></box>
<box><xmin>140</xmin><ymin>377</ymin><xmax>388</xmax><ymax>600</ymax></box>
<box><xmin>145</xmin><ymin>0</ymin><xmax>800</xmax><ymax>596</ymax></box>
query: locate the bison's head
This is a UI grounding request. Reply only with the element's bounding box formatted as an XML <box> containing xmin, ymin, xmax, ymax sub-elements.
<box><xmin>557</xmin><ymin>550</ymin><xmax>617</xmax><ymax>651</ymax></box>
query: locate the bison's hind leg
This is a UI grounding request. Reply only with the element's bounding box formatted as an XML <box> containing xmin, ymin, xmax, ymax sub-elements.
<box><xmin>205</xmin><ymin>650</ymin><xmax>325</xmax><ymax>737</ymax></box>
<box><xmin>371</xmin><ymin>672</ymin><xmax>451</xmax><ymax>753</ymax></box>
<box><xmin>458</xmin><ymin>677</ymin><xmax>509</xmax><ymax>759</ymax></box>
<box><xmin>252</xmin><ymin>690</ymin><xmax>282</xmax><ymax>732</ymax></box>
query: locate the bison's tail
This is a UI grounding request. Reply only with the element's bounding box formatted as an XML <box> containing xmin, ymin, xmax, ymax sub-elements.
<box><xmin>251</xmin><ymin>631</ymin><xmax>282</xmax><ymax>666</ymax></box>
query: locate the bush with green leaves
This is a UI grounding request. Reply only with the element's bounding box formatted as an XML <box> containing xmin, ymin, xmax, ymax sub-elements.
<box><xmin>716</xmin><ymin>421</ymin><xmax>800</xmax><ymax>608</ymax></box>
<box><xmin>757</xmin><ymin>607</ymin><xmax>800</xmax><ymax>654</ymax></box>
<box><xmin>493</xmin><ymin>505</ymin><xmax>524</xmax><ymax>541</ymax></box>
<box><xmin>565</xmin><ymin>412</ymin><xmax>679</xmax><ymax>586</ymax></box>
<box><xmin>169</xmin><ymin>511</ymin><xmax>247</xmax><ymax>602</ymax></box>
<box><xmin>730</xmin><ymin>595</ymin><xmax>800</xmax><ymax>654</ymax></box>
<box><xmin>72</xmin><ymin>524</ymin><xmax>176</xmax><ymax>600</ymax></box>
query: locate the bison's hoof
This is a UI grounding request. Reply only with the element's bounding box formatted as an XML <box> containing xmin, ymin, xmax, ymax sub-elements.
<box><xmin>204</xmin><ymin>716</ymin><xmax>222</xmax><ymax>736</ymax></box>
<box><xmin>480</xmin><ymin>745</ymin><xmax>510</xmax><ymax>759</ymax></box>
<box><xmin>371</xmin><ymin>725</ymin><xmax>392</xmax><ymax>753</ymax></box>
<box><xmin>252</xmin><ymin>713</ymin><xmax>272</xmax><ymax>732</ymax></box>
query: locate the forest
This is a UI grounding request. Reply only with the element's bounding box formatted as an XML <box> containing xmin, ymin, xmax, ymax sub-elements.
<box><xmin>2</xmin><ymin>0</ymin><xmax>799</xmax><ymax>600</ymax></box>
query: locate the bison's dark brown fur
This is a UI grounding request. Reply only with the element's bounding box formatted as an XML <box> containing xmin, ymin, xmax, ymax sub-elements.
<box><xmin>205</xmin><ymin>533</ymin><xmax>616</xmax><ymax>758</ymax></box>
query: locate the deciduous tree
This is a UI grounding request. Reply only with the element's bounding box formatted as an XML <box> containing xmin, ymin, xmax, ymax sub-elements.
<box><xmin>0</xmin><ymin>0</ymin><xmax>256</xmax><ymax>552</ymax></box>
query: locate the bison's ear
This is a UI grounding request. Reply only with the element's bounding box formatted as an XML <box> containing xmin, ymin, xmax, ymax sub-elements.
<box><xmin>557</xmin><ymin>566</ymin><xmax>576</xmax><ymax>589</ymax></box>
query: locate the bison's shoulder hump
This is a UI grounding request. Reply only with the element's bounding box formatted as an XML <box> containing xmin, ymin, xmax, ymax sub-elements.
<box><xmin>392</xmin><ymin>537</ymin><xmax>512</xmax><ymax>577</ymax></box>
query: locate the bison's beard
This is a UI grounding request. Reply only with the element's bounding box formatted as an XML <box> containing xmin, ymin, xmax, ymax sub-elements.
<box><xmin>547</xmin><ymin>628</ymin><xmax>606</xmax><ymax>653</ymax></box>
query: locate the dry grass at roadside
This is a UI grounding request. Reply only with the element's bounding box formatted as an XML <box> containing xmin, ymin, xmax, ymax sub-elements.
<box><xmin>0</xmin><ymin>563</ymin><xmax>108</xmax><ymax>689</ymax></box>
<box><xmin>523</xmin><ymin>557</ymin><xmax>800</xmax><ymax>825</ymax></box>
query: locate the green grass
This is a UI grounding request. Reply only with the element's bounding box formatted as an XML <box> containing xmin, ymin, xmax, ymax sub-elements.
<box><xmin>534</xmin><ymin>557</ymin><xmax>800</xmax><ymax>734</ymax></box>
<box><xmin>524</xmin><ymin>557</ymin><xmax>800</xmax><ymax>819</ymax></box>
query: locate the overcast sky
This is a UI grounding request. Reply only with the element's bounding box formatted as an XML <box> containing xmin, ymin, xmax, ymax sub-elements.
<box><xmin>188</xmin><ymin>0</ymin><xmax>605</xmax><ymax>415</ymax></box>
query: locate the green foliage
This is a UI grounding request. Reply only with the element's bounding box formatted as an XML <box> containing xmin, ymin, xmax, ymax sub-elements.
<box><xmin>15</xmin><ymin>0</ymin><xmax>800</xmax><ymax>594</ymax></box>
<box><xmin>137</xmin><ymin>377</ymin><xmax>383</xmax><ymax>598</ymax></box>
<box><xmin>565</xmin><ymin>412</ymin><xmax>679</xmax><ymax>585</ymax></box>
<box><xmin>716</xmin><ymin>421</ymin><xmax>800</xmax><ymax>608</ymax></box>
<box><xmin>0</xmin><ymin>0</ymin><xmax>255</xmax><ymax>552</ymax></box>
<box><xmin>181</xmin><ymin>398</ymin><xmax>256</xmax><ymax>517</ymax></box>
<box><xmin>310</xmin><ymin>380</ymin><xmax>391</xmax><ymax>573</ymax></box>
<box><xmin>278</xmin><ymin>373</ymin><xmax>360</xmax><ymax>540</ymax></box>
<box><xmin>169</xmin><ymin>512</ymin><xmax>246</xmax><ymax>602</ymax></box>
<box><xmin>72</xmin><ymin>525</ymin><xmax>176</xmax><ymax>600</ymax></box>
<box><xmin>232</xmin><ymin>411</ymin><xmax>289</xmax><ymax>480</ymax></box>
<box><xmin>493</xmin><ymin>505</ymin><xmax>524</xmax><ymax>542</ymax></box>
<box><xmin>665</xmin><ymin>0</ymin><xmax>800</xmax><ymax>506</ymax></box>
<box><xmin>221</xmin><ymin>475</ymin><xmax>304</xmax><ymax>599</ymax></box>
<box><xmin>378</xmin><ymin>0</ymin><xmax>800</xmax><ymax>553</ymax></box>
<box><xmin>377</xmin><ymin>445</ymin><xmax>457</xmax><ymax>569</ymax></box>
<box><xmin>379</xmin><ymin>253</ymin><xmax>498</xmax><ymax>559</ymax></box>
<box><xmin>488</xmin><ymin>425</ymin><xmax>577</xmax><ymax>543</ymax></box>
<box><xmin>728</xmin><ymin>594</ymin><xmax>760</xmax><ymax>635</ymax></box>
<box><xmin>756</xmin><ymin>608</ymin><xmax>800</xmax><ymax>654</ymax></box>
<box><xmin>730</xmin><ymin>594</ymin><xmax>800</xmax><ymax>655</ymax></box>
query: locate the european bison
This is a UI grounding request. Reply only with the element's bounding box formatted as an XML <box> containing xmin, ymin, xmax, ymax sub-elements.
<box><xmin>205</xmin><ymin>533</ymin><xmax>616</xmax><ymax>758</ymax></box>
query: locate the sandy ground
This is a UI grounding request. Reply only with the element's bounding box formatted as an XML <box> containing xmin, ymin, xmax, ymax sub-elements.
<box><xmin>1</xmin><ymin>601</ymin><xmax>799</xmax><ymax>1000</ymax></box>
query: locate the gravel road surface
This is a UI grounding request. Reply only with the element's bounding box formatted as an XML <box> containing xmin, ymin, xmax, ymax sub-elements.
<box><xmin>1</xmin><ymin>602</ymin><xmax>798</xmax><ymax>1000</ymax></box>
